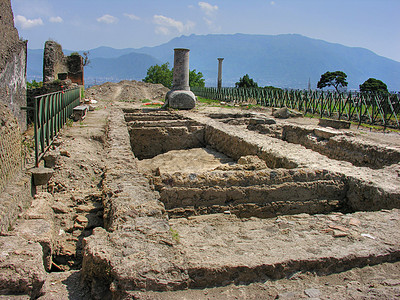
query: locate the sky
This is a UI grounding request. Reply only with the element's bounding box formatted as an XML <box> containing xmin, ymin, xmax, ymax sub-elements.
<box><xmin>10</xmin><ymin>0</ymin><xmax>400</xmax><ymax>62</ymax></box>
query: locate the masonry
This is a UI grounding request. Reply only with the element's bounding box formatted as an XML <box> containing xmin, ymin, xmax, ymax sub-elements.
<box><xmin>0</xmin><ymin>0</ymin><xmax>32</xmax><ymax>234</ymax></box>
<box><xmin>0</xmin><ymin>0</ymin><xmax>27</xmax><ymax>131</ymax></box>
<box><xmin>43</xmin><ymin>40</ymin><xmax>84</xmax><ymax>86</ymax></box>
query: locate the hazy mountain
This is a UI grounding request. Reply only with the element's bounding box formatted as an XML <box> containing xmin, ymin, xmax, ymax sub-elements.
<box><xmin>135</xmin><ymin>33</ymin><xmax>400</xmax><ymax>91</ymax></box>
<box><xmin>27</xmin><ymin>33</ymin><xmax>400</xmax><ymax>90</ymax></box>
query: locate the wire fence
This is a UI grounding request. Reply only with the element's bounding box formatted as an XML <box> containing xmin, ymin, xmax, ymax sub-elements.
<box><xmin>191</xmin><ymin>87</ymin><xmax>400</xmax><ymax>129</ymax></box>
<box><xmin>34</xmin><ymin>88</ymin><xmax>80</xmax><ymax>166</ymax></box>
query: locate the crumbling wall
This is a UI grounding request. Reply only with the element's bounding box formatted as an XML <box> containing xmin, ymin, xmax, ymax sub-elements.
<box><xmin>0</xmin><ymin>0</ymin><xmax>32</xmax><ymax>235</ymax></box>
<box><xmin>43</xmin><ymin>41</ymin><xmax>84</xmax><ymax>85</ymax></box>
<box><xmin>0</xmin><ymin>0</ymin><xmax>27</xmax><ymax>131</ymax></box>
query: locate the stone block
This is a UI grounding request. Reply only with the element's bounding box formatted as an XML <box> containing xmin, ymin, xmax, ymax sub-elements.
<box><xmin>14</xmin><ymin>218</ymin><xmax>54</xmax><ymax>271</ymax></box>
<box><xmin>318</xmin><ymin>118</ymin><xmax>351</xmax><ymax>129</ymax></box>
<box><xmin>0</xmin><ymin>235</ymin><xmax>46</xmax><ymax>298</ymax></box>
<box><xmin>165</xmin><ymin>90</ymin><xmax>196</xmax><ymax>110</ymax></box>
<box><xmin>314</xmin><ymin>127</ymin><xmax>342</xmax><ymax>139</ymax></box>
<box><xmin>249</xmin><ymin>117</ymin><xmax>276</xmax><ymax>125</ymax></box>
<box><xmin>31</xmin><ymin>167</ymin><xmax>54</xmax><ymax>186</ymax></box>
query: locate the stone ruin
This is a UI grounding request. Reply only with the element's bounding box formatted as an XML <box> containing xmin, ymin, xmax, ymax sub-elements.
<box><xmin>0</xmin><ymin>1</ymin><xmax>400</xmax><ymax>298</ymax></box>
<box><xmin>43</xmin><ymin>40</ymin><xmax>84</xmax><ymax>86</ymax></box>
<box><xmin>0</xmin><ymin>0</ymin><xmax>27</xmax><ymax>131</ymax></box>
<box><xmin>164</xmin><ymin>48</ymin><xmax>196</xmax><ymax>110</ymax></box>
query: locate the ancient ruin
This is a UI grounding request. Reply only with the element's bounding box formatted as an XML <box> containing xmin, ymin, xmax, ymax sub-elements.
<box><xmin>0</xmin><ymin>0</ymin><xmax>400</xmax><ymax>299</ymax></box>
<box><xmin>43</xmin><ymin>40</ymin><xmax>84</xmax><ymax>86</ymax></box>
<box><xmin>164</xmin><ymin>48</ymin><xmax>196</xmax><ymax>110</ymax></box>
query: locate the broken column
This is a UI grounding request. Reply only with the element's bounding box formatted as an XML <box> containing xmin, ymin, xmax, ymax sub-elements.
<box><xmin>217</xmin><ymin>58</ymin><xmax>224</xmax><ymax>89</ymax></box>
<box><xmin>164</xmin><ymin>48</ymin><xmax>196</xmax><ymax>110</ymax></box>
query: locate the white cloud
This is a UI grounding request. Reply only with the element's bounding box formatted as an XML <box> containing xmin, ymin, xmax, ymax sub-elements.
<box><xmin>153</xmin><ymin>15</ymin><xmax>194</xmax><ymax>35</ymax></box>
<box><xmin>270</xmin><ymin>1</ymin><xmax>276</xmax><ymax>5</ymax></box>
<box><xmin>15</xmin><ymin>15</ymin><xmax>43</xmax><ymax>29</ymax></box>
<box><xmin>198</xmin><ymin>2</ymin><xmax>218</xmax><ymax>16</ymax></box>
<box><xmin>49</xmin><ymin>16</ymin><xmax>63</xmax><ymax>23</ymax></box>
<box><xmin>97</xmin><ymin>14</ymin><xmax>118</xmax><ymax>24</ymax></box>
<box><xmin>124</xmin><ymin>13</ymin><xmax>140</xmax><ymax>21</ymax></box>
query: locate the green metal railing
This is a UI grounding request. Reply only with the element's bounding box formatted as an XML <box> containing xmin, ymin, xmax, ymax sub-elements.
<box><xmin>34</xmin><ymin>88</ymin><xmax>80</xmax><ymax>166</ymax></box>
<box><xmin>191</xmin><ymin>87</ymin><xmax>400</xmax><ymax>129</ymax></box>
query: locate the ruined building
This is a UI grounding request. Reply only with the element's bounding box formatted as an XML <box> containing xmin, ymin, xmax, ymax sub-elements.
<box><xmin>43</xmin><ymin>40</ymin><xmax>84</xmax><ymax>86</ymax></box>
<box><xmin>0</xmin><ymin>0</ymin><xmax>27</xmax><ymax>131</ymax></box>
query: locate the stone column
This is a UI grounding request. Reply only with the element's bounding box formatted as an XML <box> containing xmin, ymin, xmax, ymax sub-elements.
<box><xmin>217</xmin><ymin>58</ymin><xmax>224</xmax><ymax>89</ymax></box>
<box><xmin>172</xmin><ymin>48</ymin><xmax>190</xmax><ymax>91</ymax></box>
<box><xmin>164</xmin><ymin>48</ymin><xmax>196</xmax><ymax>110</ymax></box>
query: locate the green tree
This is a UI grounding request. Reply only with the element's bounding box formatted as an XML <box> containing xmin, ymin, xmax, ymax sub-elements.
<box><xmin>317</xmin><ymin>71</ymin><xmax>348</xmax><ymax>92</ymax></box>
<box><xmin>143</xmin><ymin>63</ymin><xmax>173</xmax><ymax>88</ymax></box>
<box><xmin>235</xmin><ymin>74</ymin><xmax>258</xmax><ymax>88</ymax></box>
<box><xmin>143</xmin><ymin>63</ymin><xmax>205</xmax><ymax>88</ymax></box>
<box><xmin>27</xmin><ymin>80</ymin><xmax>43</xmax><ymax>89</ymax></box>
<box><xmin>359</xmin><ymin>78</ymin><xmax>388</xmax><ymax>95</ymax></box>
<box><xmin>189</xmin><ymin>69</ymin><xmax>205</xmax><ymax>87</ymax></box>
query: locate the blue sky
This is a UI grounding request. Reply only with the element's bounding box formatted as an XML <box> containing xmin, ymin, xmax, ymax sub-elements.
<box><xmin>11</xmin><ymin>0</ymin><xmax>400</xmax><ymax>62</ymax></box>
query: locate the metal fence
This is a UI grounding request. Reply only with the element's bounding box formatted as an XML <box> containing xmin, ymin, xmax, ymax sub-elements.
<box><xmin>191</xmin><ymin>87</ymin><xmax>400</xmax><ymax>129</ymax></box>
<box><xmin>34</xmin><ymin>88</ymin><xmax>80</xmax><ymax>166</ymax></box>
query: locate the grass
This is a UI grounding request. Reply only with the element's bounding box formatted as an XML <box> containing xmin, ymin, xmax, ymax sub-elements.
<box><xmin>66</xmin><ymin>118</ymin><xmax>74</xmax><ymax>127</ymax></box>
<box><xmin>169</xmin><ymin>227</ymin><xmax>180</xmax><ymax>243</ymax></box>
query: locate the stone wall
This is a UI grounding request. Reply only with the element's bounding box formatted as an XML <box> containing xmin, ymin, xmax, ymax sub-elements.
<box><xmin>43</xmin><ymin>41</ymin><xmax>84</xmax><ymax>85</ymax></box>
<box><xmin>0</xmin><ymin>0</ymin><xmax>27</xmax><ymax>131</ymax></box>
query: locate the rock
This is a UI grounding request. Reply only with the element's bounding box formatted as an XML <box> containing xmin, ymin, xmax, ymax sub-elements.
<box><xmin>52</xmin><ymin>202</ymin><xmax>70</xmax><ymax>214</ymax></box>
<box><xmin>43</xmin><ymin>150</ymin><xmax>60</xmax><ymax>168</ymax></box>
<box><xmin>14</xmin><ymin>218</ymin><xmax>54</xmax><ymax>271</ymax></box>
<box><xmin>333</xmin><ymin>230</ymin><xmax>349</xmax><ymax>237</ymax></box>
<box><xmin>75</xmin><ymin>215</ymin><xmax>89</xmax><ymax>225</ymax></box>
<box><xmin>60</xmin><ymin>150</ymin><xmax>71</xmax><ymax>157</ymax></box>
<box><xmin>314</xmin><ymin>127</ymin><xmax>342</xmax><ymax>139</ymax></box>
<box><xmin>23</xmin><ymin>192</ymin><xmax>54</xmax><ymax>220</ymax></box>
<box><xmin>318</xmin><ymin>118</ymin><xmax>351</xmax><ymax>129</ymax></box>
<box><xmin>165</xmin><ymin>90</ymin><xmax>196</xmax><ymax>110</ymax></box>
<box><xmin>273</xmin><ymin>107</ymin><xmax>302</xmax><ymax>119</ymax></box>
<box><xmin>30</xmin><ymin>167</ymin><xmax>54</xmax><ymax>185</ymax></box>
<box><xmin>249</xmin><ymin>117</ymin><xmax>276</xmax><ymax>125</ymax></box>
<box><xmin>0</xmin><ymin>235</ymin><xmax>46</xmax><ymax>298</ymax></box>
<box><xmin>304</xmin><ymin>288</ymin><xmax>321</xmax><ymax>298</ymax></box>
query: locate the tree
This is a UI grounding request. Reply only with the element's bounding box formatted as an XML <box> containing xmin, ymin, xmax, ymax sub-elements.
<box><xmin>143</xmin><ymin>63</ymin><xmax>205</xmax><ymax>88</ymax></box>
<box><xmin>189</xmin><ymin>69</ymin><xmax>205</xmax><ymax>87</ymax></box>
<box><xmin>143</xmin><ymin>63</ymin><xmax>173</xmax><ymax>89</ymax></box>
<box><xmin>317</xmin><ymin>71</ymin><xmax>348</xmax><ymax>92</ymax></box>
<box><xmin>235</xmin><ymin>74</ymin><xmax>258</xmax><ymax>88</ymax></box>
<box><xmin>360</xmin><ymin>78</ymin><xmax>388</xmax><ymax>95</ymax></box>
<box><xmin>27</xmin><ymin>80</ymin><xmax>43</xmax><ymax>89</ymax></box>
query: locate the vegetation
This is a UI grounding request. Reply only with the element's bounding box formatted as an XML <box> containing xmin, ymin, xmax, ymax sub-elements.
<box><xmin>235</xmin><ymin>74</ymin><xmax>258</xmax><ymax>88</ymax></box>
<box><xmin>27</xmin><ymin>80</ymin><xmax>43</xmax><ymax>89</ymax></box>
<box><xmin>189</xmin><ymin>69</ymin><xmax>205</xmax><ymax>87</ymax></box>
<box><xmin>317</xmin><ymin>71</ymin><xmax>348</xmax><ymax>92</ymax></box>
<box><xmin>360</xmin><ymin>78</ymin><xmax>389</xmax><ymax>95</ymax></box>
<box><xmin>143</xmin><ymin>63</ymin><xmax>205</xmax><ymax>89</ymax></box>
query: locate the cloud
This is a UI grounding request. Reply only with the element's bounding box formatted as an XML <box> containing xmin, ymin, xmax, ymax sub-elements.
<box><xmin>270</xmin><ymin>1</ymin><xmax>276</xmax><ymax>5</ymax></box>
<box><xmin>97</xmin><ymin>14</ymin><xmax>118</xmax><ymax>24</ymax></box>
<box><xmin>15</xmin><ymin>15</ymin><xmax>43</xmax><ymax>29</ymax></box>
<box><xmin>198</xmin><ymin>2</ymin><xmax>218</xmax><ymax>16</ymax></box>
<box><xmin>49</xmin><ymin>16</ymin><xmax>63</xmax><ymax>23</ymax></box>
<box><xmin>124</xmin><ymin>13</ymin><xmax>140</xmax><ymax>21</ymax></box>
<box><xmin>153</xmin><ymin>15</ymin><xmax>194</xmax><ymax>35</ymax></box>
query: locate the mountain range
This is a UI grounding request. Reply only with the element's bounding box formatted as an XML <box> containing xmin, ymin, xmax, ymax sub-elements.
<box><xmin>27</xmin><ymin>33</ymin><xmax>400</xmax><ymax>91</ymax></box>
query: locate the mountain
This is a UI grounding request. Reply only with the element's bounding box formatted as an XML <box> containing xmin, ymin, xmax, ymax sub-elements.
<box><xmin>26</xmin><ymin>34</ymin><xmax>400</xmax><ymax>90</ymax></box>
<box><xmin>84</xmin><ymin>52</ymin><xmax>161</xmax><ymax>82</ymax></box>
<box><xmin>135</xmin><ymin>33</ymin><xmax>400</xmax><ymax>91</ymax></box>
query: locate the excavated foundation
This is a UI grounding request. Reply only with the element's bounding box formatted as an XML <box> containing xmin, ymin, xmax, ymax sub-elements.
<box><xmin>82</xmin><ymin>108</ymin><xmax>400</xmax><ymax>298</ymax></box>
<box><xmin>126</xmin><ymin>109</ymin><xmax>350</xmax><ymax>218</ymax></box>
